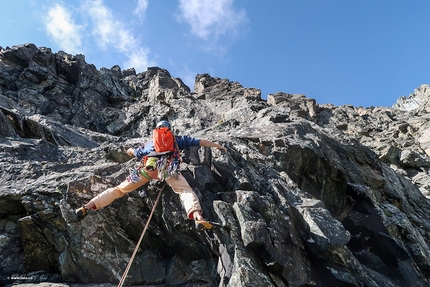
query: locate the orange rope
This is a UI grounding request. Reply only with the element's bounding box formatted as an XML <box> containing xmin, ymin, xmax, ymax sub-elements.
<box><xmin>117</xmin><ymin>184</ymin><xmax>165</xmax><ymax>287</ymax></box>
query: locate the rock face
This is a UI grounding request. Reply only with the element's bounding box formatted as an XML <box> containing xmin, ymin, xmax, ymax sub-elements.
<box><xmin>1</xmin><ymin>43</ymin><xmax>430</xmax><ymax>287</ymax></box>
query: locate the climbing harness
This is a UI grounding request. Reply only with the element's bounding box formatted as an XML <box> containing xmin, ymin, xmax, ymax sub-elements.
<box><xmin>156</xmin><ymin>154</ymin><xmax>180</xmax><ymax>180</ymax></box>
<box><xmin>117</xmin><ymin>183</ymin><xmax>166</xmax><ymax>287</ymax></box>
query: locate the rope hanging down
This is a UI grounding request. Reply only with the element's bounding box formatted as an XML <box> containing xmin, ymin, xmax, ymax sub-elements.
<box><xmin>117</xmin><ymin>183</ymin><xmax>165</xmax><ymax>287</ymax></box>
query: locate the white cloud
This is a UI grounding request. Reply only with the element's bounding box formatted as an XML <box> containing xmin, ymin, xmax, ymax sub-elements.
<box><xmin>44</xmin><ymin>4</ymin><xmax>83</xmax><ymax>54</ymax></box>
<box><xmin>125</xmin><ymin>48</ymin><xmax>152</xmax><ymax>72</ymax></box>
<box><xmin>134</xmin><ymin>0</ymin><xmax>148</xmax><ymax>21</ymax></box>
<box><xmin>178</xmin><ymin>0</ymin><xmax>247</xmax><ymax>41</ymax></box>
<box><xmin>82</xmin><ymin>0</ymin><xmax>153</xmax><ymax>71</ymax></box>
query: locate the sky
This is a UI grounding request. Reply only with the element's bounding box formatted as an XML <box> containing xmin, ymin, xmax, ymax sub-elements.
<box><xmin>1</xmin><ymin>0</ymin><xmax>430</xmax><ymax>108</ymax></box>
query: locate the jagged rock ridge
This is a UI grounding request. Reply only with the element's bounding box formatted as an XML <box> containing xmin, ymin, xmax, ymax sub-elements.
<box><xmin>1</xmin><ymin>43</ymin><xmax>430</xmax><ymax>287</ymax></box>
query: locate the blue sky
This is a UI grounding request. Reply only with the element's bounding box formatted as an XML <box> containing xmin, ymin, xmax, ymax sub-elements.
<box><xmin>1</xmin><ymin>0</ymin><xmax>429</xmax><ymax>108</ymax></box>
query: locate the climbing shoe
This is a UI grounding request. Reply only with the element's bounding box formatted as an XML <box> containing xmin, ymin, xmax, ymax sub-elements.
<box><xmin>75</xmin><ymin>206</ymin><xmax>88</xmax><ymax>219</ymax></box>
<box><xmin>195</xmin><ymin>220</ymin><xmax>213</xmax><ymax>230</ymax></box>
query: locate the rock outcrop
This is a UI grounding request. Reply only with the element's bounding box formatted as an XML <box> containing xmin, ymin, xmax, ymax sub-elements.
<box><xmin>1</xmin><ymin>43</ymin><xmax>430</xmax><ymax>287</ymax></box>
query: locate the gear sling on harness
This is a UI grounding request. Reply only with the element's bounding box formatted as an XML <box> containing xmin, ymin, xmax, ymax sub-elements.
<box><xmin>117</xmin><ymin>183</ymin><xmax>165</xmax><ymax>287</ymax></box>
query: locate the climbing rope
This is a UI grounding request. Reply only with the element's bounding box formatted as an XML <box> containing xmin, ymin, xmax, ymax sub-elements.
<box><xmin>117</xmin><ymin>183</ymin><xmax>166</xmax><ymax>287</ymax></box>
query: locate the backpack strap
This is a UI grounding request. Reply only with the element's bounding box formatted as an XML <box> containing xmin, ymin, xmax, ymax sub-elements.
<box><xmin>173</xmin><ymin>137</ymin><xmax>181</xmax><ymax>162</ymax></box>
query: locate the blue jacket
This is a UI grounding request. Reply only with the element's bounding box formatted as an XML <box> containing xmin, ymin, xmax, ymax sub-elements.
<box><xmin>134</xmin><ymin>135</ymin><xmax>201</xmax><ymax>160</ymax></box>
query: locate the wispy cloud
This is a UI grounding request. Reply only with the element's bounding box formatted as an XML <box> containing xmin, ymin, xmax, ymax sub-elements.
<box><xmin>43</xmin><ymin>0</ymin><xmax>153</xmax><ymax>72</ymax></box>
<box><xmin>81</xmin><ymin>0</ymin><xmax>153</xmax><ymax>71</ymax></box>
<box><xmin>125</xmin><ymin>47</ymin><xmax>152</xmax><ymax>73</ymax></box>
<box><xmin>134</xmin><ymin>0</ymin><xmax>149</xmax><ymax>22</ymax></box>
<box><xmin>44</xmin><ymin>4</ymin><xmax>83</xmax><ymax>54</ymax></box>
<box><xmin>178</xmin><ymin>0</ymin><xmax>247</xmax><ymax>41</ymax></box>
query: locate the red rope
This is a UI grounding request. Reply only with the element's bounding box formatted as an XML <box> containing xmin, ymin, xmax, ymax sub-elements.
<box><xmin>117</xmin><ymin>184</ymin><xmax>165</xmax><ymax>287</ymax></box>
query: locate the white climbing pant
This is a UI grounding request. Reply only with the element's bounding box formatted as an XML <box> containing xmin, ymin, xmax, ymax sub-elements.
<box><xmin>89</xmin><ymin>169</ymin><xmax>202</xmax><ymax>219</ymax></box>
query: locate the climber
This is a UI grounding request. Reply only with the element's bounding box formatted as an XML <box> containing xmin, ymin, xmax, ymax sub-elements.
<box><xmin>75</xmin><ymin>120</ymin><xmax>227</xmax><ymax>230</ymax></box>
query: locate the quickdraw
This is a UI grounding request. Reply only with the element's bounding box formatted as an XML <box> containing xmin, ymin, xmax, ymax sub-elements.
<box><xmin>156</xmin><ymin>154</ymin><xmax>180</xmax><ymax>180</ymax></box>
